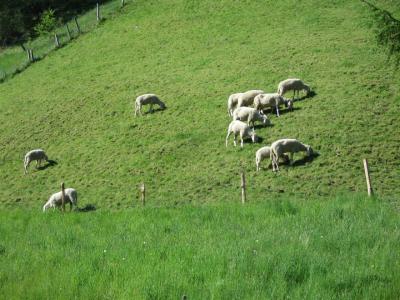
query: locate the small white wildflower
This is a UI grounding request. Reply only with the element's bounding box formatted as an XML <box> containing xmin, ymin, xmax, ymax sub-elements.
<box><xmin>255</xmin><ymin>240</ymin><xmax>259</xmax><ymax>243</ymax></box>
<box><xmin>103</xmin><ymin>249</ymin><xmax>107</xmax><ymax>253</ymax></box>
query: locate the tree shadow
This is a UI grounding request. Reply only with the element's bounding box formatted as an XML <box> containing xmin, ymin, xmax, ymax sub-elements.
<box><xmin>76</xmin><ymin>204</ymin><xmax>96</xmax><ymax>212</ymax></box>
<box><xmin>37</xmin><ymin>160</ymin><xmax>58</xmax><ymax>171</ymax></box>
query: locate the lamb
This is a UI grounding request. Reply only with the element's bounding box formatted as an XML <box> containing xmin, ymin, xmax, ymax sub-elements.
<box><xmin>237</xmin><ymin>90</ymin><xmax>264</xmax><ymax>108</ymax></box>
<box><xmin>254</xmin><ymin>93</ymin><xmax>293</xmax><ymax>117</ymax></box>
<box><xmin>277</xmin><ymin>78</ymin><xmax>311</xmax><ymax>100</ymax></box>
<box><xmin>134</xmin><ymin>94</ymin><xmax>166</xmax><ymax>116</ymax></box>
<box><xmin>270</xmin><ymin>138</ymin><xmax>313</xmax><ymax>172</ymax></box>
<box><xmin>232</xmin><ymin>107</ymin><xmax>270</xmax><ymax>128</ymax></box>
<box><xmin>227</xmin><ymin>93</ymin><xmax>243</xmax><ymax>116</ymax></box>
<box><xmin>226</xmin><ymin>120</ymin><xmax>257</xmax><ymax>148</ymax></box>
<box><xmin>43</xmin><ymin>188</ymin><xmax>78</xmax><ymax>212</ymax></box>
<box><xmin>24</xmin><ymin>149</ymin><xmax>48</xmax><ymax>174</ymax></box>
<box><xmin>255</xmin><ymin>146</ymin><xmax>289</xmax><ymax>171</ymax></box>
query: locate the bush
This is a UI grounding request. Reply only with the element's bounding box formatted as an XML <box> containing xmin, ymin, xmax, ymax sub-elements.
<box><xmin>34</xmin><ymin>9</ymin><xmax>58</xmax><ymax>36</ymax></box>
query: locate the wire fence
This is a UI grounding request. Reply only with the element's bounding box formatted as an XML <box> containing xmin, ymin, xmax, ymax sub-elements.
<box><xmin>0</xmin><ymin>0</ymin><xmax>129</xmax><ymax>83</ymax></box>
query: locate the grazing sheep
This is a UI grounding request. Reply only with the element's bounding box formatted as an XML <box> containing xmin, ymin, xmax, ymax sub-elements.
<box><xmin>227</xmin><ymin>93</ymin><xmax>243</xmax><ymax>116</ymax></box>
<box><xmin>270</xmin><ymin>138</ymin><xmax>313</xmax><ymax>171</ymax></box>
<box><xmin>24</xmin><ymin>149</ymin><xmax>48</xmax><ymax>174</ymax></box>
<box><xmin>232</xmin><ymin>107</ymin><xmax>270</xmax><ymax>128</ymax></box>
<box><xmin>237</xmin><ymin>90</ymin><xmax>264</xmax><ymax>108</ymax></box>
<box><xmin>43</xmin><ymin>188</ymin><xmax>78</xmax><ymax>212</ymax></box>
<box><xmin>256</xmin><ymin>146</ymin><xmax>289</xmax><ymax>171</ymax></box>
<box><xmin>254</xmin><ymin>93</ymin><xmax>293</xmax><ymax>117</ymax></box>
<box><xmin>134</xmin><ymin>94</ymin><xmax>166</xmax><ymax>116</ymax></box>
<box><xmin>277</xmin><ymin>78</ymin><xmax>311</xmax><ymax>100</ymax></box>
<box><xmin>226</xmin><ymin>120</ymin><xmax>257</xmax><ymax>148</ymax></box>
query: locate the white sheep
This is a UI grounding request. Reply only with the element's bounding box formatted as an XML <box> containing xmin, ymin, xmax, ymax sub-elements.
<box><xmin>43</xmin><ymin>188</ymin><xmax>78</xmax><ymax>212</ymax></box>
<box><xmin>227</xmin><ymin>93</ymin><xmax>243</xmax><ymax>116</ymax></box>
<box><xmin>255</xmin><ymin>146</ymin><xmax>289</xmax><ymax>171</ymax></box>
<box><xmin>270</xmin><ymin>138</ymin><xmax>313</xmax><ymax>171</ymax></box>
<box><xmin>134</xmin><ymin>94</ymin><xmax>166</xmax><ymax>116</ymax></box>
<box><xmin>24</xmin><ymin>149</ymin><xmax>48</xmax><ymax>174</ymax></box>
<box><xmin>237</xmin><ymin>90</ymin><xmax>264</xmax><ymax>108</ymax></box>
<box><xmin>254</xmin><ymin>93</ymin><xmax>293</xmax><ymax>117</ymax></box>
<box><xmin>226</xmin><ymin>120</ymin><xmax>257</xmax><ymax>148</ymax></box>
<box><xmin>277</xmin><ymin>78</ymin><xmax>311</xmax><ymax>100</ymax></box>
<box><xmin>232</xmin><ymin>107</ymin><xmax>270</xmax><ymax>128</ymax></box>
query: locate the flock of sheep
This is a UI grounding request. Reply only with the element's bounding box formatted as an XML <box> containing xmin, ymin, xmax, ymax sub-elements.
<box><xmin>226</xmin><ymin>78</ymin><xmax>314</xmax><ymax>171</ymax></box>
<box><xmin>24</xmin><ymin>78</ymin><xmax>314</xmax><ymax>212</ymax></box>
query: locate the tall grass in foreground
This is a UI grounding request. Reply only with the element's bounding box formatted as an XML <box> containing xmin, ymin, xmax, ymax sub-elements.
<box><xmin>0</xmin><ymin>195</ymin><xmax>399</xmax><ymax>299</ymax></box>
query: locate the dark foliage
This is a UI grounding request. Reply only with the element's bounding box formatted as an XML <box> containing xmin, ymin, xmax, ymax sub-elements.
<box><xmin>0</xmin><ymin>0</ymin><xmax>109</xmax><ymax>46</ymax></box>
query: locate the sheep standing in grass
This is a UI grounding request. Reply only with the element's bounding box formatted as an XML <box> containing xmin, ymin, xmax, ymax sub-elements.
<box><xmin>270</xmin><ymin>138</ymin><xmax>313</xmax><ymax>172</ymax></box>
<box><xmin>232</xmin><ymin>107</ymin><xmax>270</xmax><ymax>128</ymax></box>
<box><xmin>24</xmin><ymin>149</ymin><xmax>48</xmax><ymax>174</ymax></box>
<box><xmin>277</xmin><ymin>78</ymin><xmax>311</xmax><ymax>100</ymax></box>
<box><xmin>227</xmin><ymin>93</ymin><xmax>243</xmax><ymax>116</ymax></box>
<box><xmin>278</xmin><ymin>78</ymin><xmax>311</xmax><ymax>100</ymax></box>
<box><xmin>226</xmin><ymin>120</ymin><xmax>257</xmax><ymax>148</ymax></box>
<box><xmin>254</xmin><ymin>93</ymin><xmax>293</xmax><ymax>117</ymax></box>
<box><xmin>255</xmin><ymin>146</ymin><xmax>289</xmax><ymax>171</ymax></box>
<box><xmin>43</xmin><ymin>188</ymin><xmax>78</xmax><ymax>212</ymax></box>
<box><xmin>237</xmin><ymin>90</ymin><xmax>264</xmax><ymax>108</ymax></box>
<box><xmin>134</xmin><ymin>94</ymin><xmax>166</xmax><ymax>116</ymax></box>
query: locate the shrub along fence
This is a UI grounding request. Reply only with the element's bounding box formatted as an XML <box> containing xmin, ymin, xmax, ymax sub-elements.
<box><xmin>0</xmin><ymin>0</ymin><xmax>129</xmax><ymax>83</ymax></box>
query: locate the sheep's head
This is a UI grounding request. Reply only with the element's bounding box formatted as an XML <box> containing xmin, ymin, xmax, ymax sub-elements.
<box><xmin>160</xmin><ymin>102</ymin><xmax>166</xmax><ymax>109</ymax></box>
<box><xmin>304</xmin><ymin>84</ymin><xmax>311</xmax><ymax>95</ymax></box>
<box><xmin>287</xmin><ymin>100</ymin><xmax>294</xmax><ymax>111</ymax></box>
<box><xmin>44</xmin><ymin>154</ymin><xmax>49</xmax><ymax>161</ymax></box>
<box><xmin>251</xmin><ymin>130</ymin><xmax>258</xmax><ymax>143</ymax></box>
<box><xmin>262</xmin><ymin>115</ymin><xmax>270</xmax><ymax>125</ymax></box>
<box><xmin>306</xmin><ymin>145</ymin><xmax>313</xmax><ymax>157</ymax></box>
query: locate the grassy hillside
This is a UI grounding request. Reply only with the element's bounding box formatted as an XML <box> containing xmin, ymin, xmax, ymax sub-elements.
<box><xmin>1</xmin><ymin>196</ymin><xmax>399</xmax><ymax>299</ymax></box>
<box><xmin>0</xmin><ymin>0</ymin><xmax>399</xmax><ymax>210</ymax></box>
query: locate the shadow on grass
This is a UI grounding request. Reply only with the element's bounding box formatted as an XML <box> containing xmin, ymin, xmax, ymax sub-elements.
<box><xmin>292</xmin><ymin>90</ymin><xmax>317</xmax><ymax>102</ymax></box>
<box><xmin>37</xmin><ymin>160</ymin><xmax>58</xmax><ymax>171</ymax></box>
<box><xmin>76</xmin><ymin>204</ymin><xmax>96</xmax><ymax>212</ymax></box>
<box><xmin>261</xmin><ymin>107</ymin><xmax>301</xmax><ymax>116</ymax></box>
<box><xmin>291</xmin><ymin>152</ymin><xmax>320</xmax><ymax>167</ymax></box>
<box><xmin>253</xmin><ymin>123</ymin><xmax>275</xmax><ymax>130</ymax></box>
<box><xmin>143</xmin><ymin>107</ymin><xmax>167</xmax><ymax>115</ymax></box>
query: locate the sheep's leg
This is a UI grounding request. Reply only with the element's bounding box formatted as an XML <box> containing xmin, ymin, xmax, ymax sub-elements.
<box><xmin>239</xmin><ymin>133</ymin><xmax>244</xmax><ymax>148</ymax></box>
<box><xmin>234</xmin><ymin>133</ymin><xmax>238</xmax><ymax>147</ymax></box>
<box><xmin>289</xmin><ymin>153</ymin><xmax>294</xmax><ymax>166</ymax></box>
<box><xmin>276</xmin><ymin>106</ymin><xmax>280</xmax><ymax>117</ymax></box>
<box><xmin>148</xmin><ymin>104</ymin><xmax>154</xmax><ymax>113</ymax></box>
<box><xmin>24</xmin><ymin>159</ymin><xmax>29</xmax><ymax>174</ymax></box>
<box><xmin>225</xmin><ymin>131</ymin><xmax>231</xmax><ymax>147</ymax></box>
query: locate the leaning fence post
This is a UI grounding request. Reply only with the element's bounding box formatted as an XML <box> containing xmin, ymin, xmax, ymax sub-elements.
<box><xmin>54</xmin><ymin>33</ymin><xmax>60</xmax><ymax>47</ymax></box>
<box><xmin>363</xmin><ymin>159</ymin><xmax>373</xmax><ymax>197</ymax></box>
<box><xmin>74</xmin><ymin>17</ymin><xmax>81</xmax><ymax>34</ymax></box>
<box><xmin>96</xmin><ymin>3</ymin><xmax>101</xmax><ymax>22</ymax></box>
<box><xmin>139</xmin><ymin>183</ymin><xmax>146</xmax><ymax>206</ymax></box>
<box><xmin>240</xmin><ymin>171</ymin><xmax>246</xmax><ymax>204</ymax></box>
<box><xmin>61</xmin><ymin>182</ymin><xmax>66</xmax><ymax>212</ymax></box>
<box><xmin>66</xmin><ymin>24</ymin><xmax>72</xmax><ymax>40</ymax></box>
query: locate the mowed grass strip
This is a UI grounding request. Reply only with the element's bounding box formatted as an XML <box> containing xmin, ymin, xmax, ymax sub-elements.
<box><xmin>0</xmin><ymin>0</ymin><xmax>399</xmax><ymax>210</ymax></box>
<box><xmin>0</xmin><ymin>195</ymin><xmax>399</xmax><ymax>299</ymax></box>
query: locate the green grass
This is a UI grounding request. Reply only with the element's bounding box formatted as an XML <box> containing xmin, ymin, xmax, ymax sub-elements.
<box><xmin>0</xmin><ymin>0</ymin><xmax>399</xmax><ymax>210</ymax></box>
<box><xmin>0</xmin><ymin>195</ymin><xmax>399</xmax><ymax>299</ymax></box>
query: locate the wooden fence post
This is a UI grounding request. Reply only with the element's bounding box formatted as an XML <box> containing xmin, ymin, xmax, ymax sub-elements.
<box><xmin>363</xmin><ymin>159</ymin><xmax>373</xmax><ymax>196</ymax></box>
<box><xmin>240</xmin><ymin>171</ymin><xmax>246</xmax><ymax>204</ymax></box>
<box><xmin>54</xmin><ymin>33</ymin><xmax>60</xmax><ymax>47</ymax></box>
<box><xmin>74</xmin><ymin>17</ymin><xmax>81</xmax><ymax>34</ymax></box>
<box><xmin>66</xmin><ymin>24</ymin><xmax>72</xmax><ymax>40</ymax></box>
<box><xmin>96</xmin><ymin>3</ymin><xmax>101</xmax><ymax>22</ymax></box>
<box><xmin>139</xmin><ymin>183</ymin><xmax>146</xmax><ymax>206</ymax></box>
<box><xmin>61</xmin><ymin>182</ymin><xmax>66</xmax><ymax>212</ymax></box>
